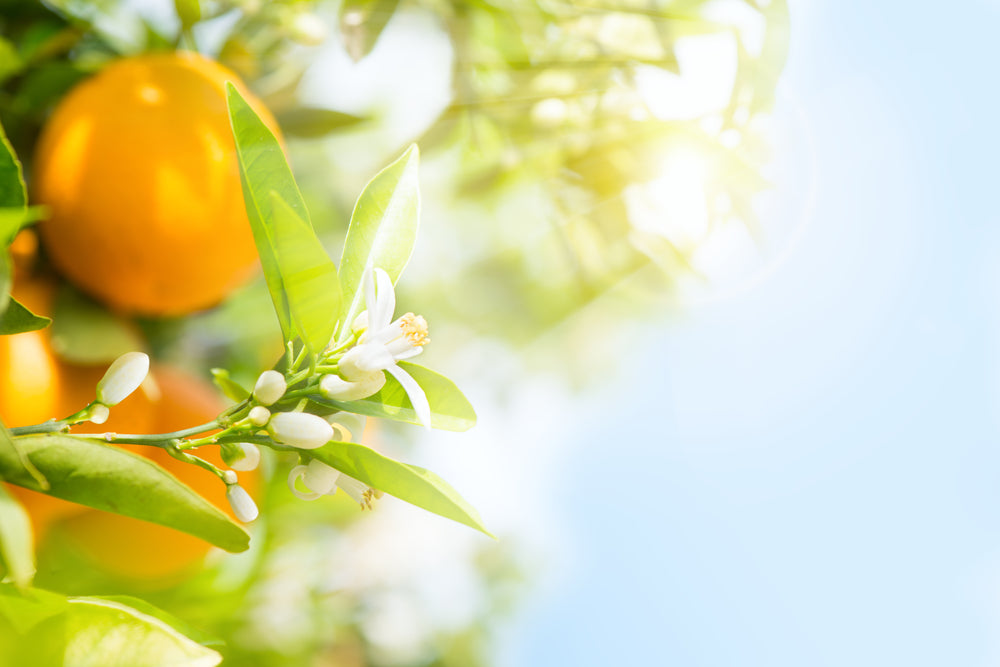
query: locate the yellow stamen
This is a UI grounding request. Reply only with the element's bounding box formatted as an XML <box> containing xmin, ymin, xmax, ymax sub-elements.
<box><xmin>400</xmin><ymin>313</ymin><xmax>430</xmax><ymax>347</ymax></box>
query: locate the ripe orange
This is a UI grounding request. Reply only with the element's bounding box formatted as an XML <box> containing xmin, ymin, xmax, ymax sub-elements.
<box><xmin>32</xmin><ymin>51</ymin><xmax>281</xmax><ymax>316</ymax></box>
<box><xmin>0</xmin><ymin>277</ymin><xmax>259</xmax><ymax>581</ymax></box>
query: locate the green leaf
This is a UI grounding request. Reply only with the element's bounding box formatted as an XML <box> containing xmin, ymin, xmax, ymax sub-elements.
<box><xmin>0</xmin><ymin>485</ymin><xmax>33</xmax><ymax>588</ymax></box>
<box><xmin>228</xmin><ymin>83</ymin><xmax>340</xmax><ymax>351</ymax></box>
<box><xmin>0</xmin><ymin>298</ymin><xmax>50</xmax><ymax>335</ymax></box>
<box><xmin>174</xmin><ymin>0</ymin><xmax>201</xmax><ymax>28</ymax></box>
<box><xmin>314</xmin><ymin>362</ymin><xmax>476</xmax><ymax>431</ymax></box>
<box><xmin>82</xmin><ymin>596</ymin><xmax>223</xmax><ymax>649</ymax></box>
<box><xmin>276</xmin><ymin>107</ymin><xmax>365</xmax><ymax>138</ymax></box>
<box><xmin>311</xmin><ymin>440</ymin><xmax>492</xmax><ymax>536</ymax></box>
<box><xmin>340</xmin><ymin>0</ymin><xmax>400</xmax><ymax>62</ymax></box>
<box><xmin>268</xmin><ymin>192</ymin><xmax>341</xmax><ymax>354</ymax></box>
<box><xmin>35</xmin><ymin>597</ymin><xmax>222</xmax><ymax>666</ymax></box>
<box><xmin>0</xmin><ymin>583</ymin><xmax>67</xmax><ymax>635</ymax></box>
<box><xmin>49</xmin><ymin>287</ymin><xmax>144</xmax><ymax>364</ymax></box>
<box><xmin>210</xmin><ymin>368</ymin><xmax>250</xmax><ymax>402</ymax></box>
<box><xmin>0</xmin><ymin>120</ymin><xmax>26</xmax><ymax>210</ymax></box>
<box><xmin>338</xmin><ymin>145</ymin><xmax>420</xmax><ymax>339</ymax></box>
<box><xmin>0</xmin><ymin>435</ymin><xmax>249</xmax><ymax>553</ymax></box>
<box><xmin>0</xmin><ymin>422</ymin><xmax>46</xmax><ymax>492</ymax></box>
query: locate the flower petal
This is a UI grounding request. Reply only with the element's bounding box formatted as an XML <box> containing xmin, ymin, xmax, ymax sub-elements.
<box><xmin>385</xmin><ymin>363</ymin><xmax>432</xmax><ymax>430</ymax></box>
<box><xmin>372</xmin><ymin>268</ymin><xmax>396</xmax><ymax>332</ymax></box>
<box><xmin>287</xmin><ymin>465</ymin><xmax>322</xmax><ymax>501</ymax></box>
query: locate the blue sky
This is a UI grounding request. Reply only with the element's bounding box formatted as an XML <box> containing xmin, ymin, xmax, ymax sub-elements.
<box><xmin>506</xmin><ymin>2</ymin><xmax>1000</xmax><ymax>665</ymax></box>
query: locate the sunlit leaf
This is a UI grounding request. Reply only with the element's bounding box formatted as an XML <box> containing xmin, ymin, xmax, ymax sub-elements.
<box><xmin>0</xmin><ymin>583</ymin><xmax>67</xmax><ymax>635</ymax></box>
<box><xmin>0</xmin><ymin>435</ymin><xmax>249</xmax><ymax>553</ymax></box>
<box><xmin>228</xmin><ymin>83</ymin><xmax>336</xmax><ymax>350</ymax></box>
<box><xmin>83</xmin><ymin>596</ymin><xmax>224</xmax><ymax>649</ymax></box>
<box><xmin>338</xmin><ymin>145</ymin><xmax>420</xmax><ymax>339</ymax></box>
<box><xmin>49</xmin><ymin>287</ymin><xmax>144</xmax><ymax>364</ymax></box>
<box><xmin>311</xmin><ymin>440</ymin><xmax>492</xmax><ymax>536</ymax></box>
<box><xmin>0</xmin><ymin>297</ymin><xmax>50</xmax><ymax>335</ymax></box>
<box><xmin>339</xmin><ymin>0</ymin><xmax>400</xmax><ymax>62</ymax></box>
<box><xmin>0</xmin><ymin>422</ymin><xmax>46</xmax><ymax>492</ymax></box>
<box><xmin>0</xmin><ymin>485</ymin><xmax>33</xmax><ymax>588</ymax></box>
<box><xmin>29</xmin><ymin>598</ymin><xmax>222</xmax><ymax>666</ymax></box>
<box><xmin>174</xmin><ymin>0</ymin><xmax>201</xmax><ymax>28</ymax></box>
<box><xmin>314</xmin><ymin>361</ymin><xmax>475</xmax><ymax>431</ymax></box>
<box><xmin>268</xmin><ymin>192</ymin><xmax>341</xmax><ymax>354</ymax></box>
<box><xmin>276</xmin><ymin>107</ymin><xmax>365</xmax><ymax>138</ymax></box>
<box><xmin>210</xmin><ymin>368</ymin><xmax>250</xmax><ymax>402</ymax></box>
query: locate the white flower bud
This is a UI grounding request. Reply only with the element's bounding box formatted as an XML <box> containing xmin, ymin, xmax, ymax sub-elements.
<box><xmin>268</xmin><ymin>412</ymin><xmax>333</xmax><ymax>450</ymax></box>
<box><xmin>226</xmin><ymin>484</ymin><xmax>258</xmax><ymax>522</ymax></box>
<box><xmin>253</xmin><ymin>370</ymin><xmax>286</xmax><ymax>406</ymax></box>
<box><xmin>222</xmin><ymin>470</ymin><xmax>238</xmax><ymax>485</ymax></box>
<box><xmin>248</xmin><ymin>406</ymin><xmax>271</xmax><ymax>426</ymax></box>
<box><xmin>96</xmin><ymin>352</ymin><xmax>150</xmax><ymax>406</ymax></box>
<box><xmin>230</xmin><ymin>443</ymin><xmax>261</xmax><ymax>471</ymax></box>
<box><xmin>320</xmin><ymin>372</ymin><xmax>385</xmax><ymax>401</ymax></box>
<box><xmin>88</xmin><ymin>404</ymin><xmax>110</xmax><ymax>425</ymax></box>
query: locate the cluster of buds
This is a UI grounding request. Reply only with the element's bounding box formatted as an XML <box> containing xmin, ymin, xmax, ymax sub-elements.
<box><xmin>89</xmin><ymin>266</ymin><xmax>433</xmax><ymax>526</ymax></box>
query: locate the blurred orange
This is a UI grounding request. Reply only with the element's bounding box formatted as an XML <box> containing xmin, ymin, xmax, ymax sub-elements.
<box><xmin>33</xmin><ymin>51</ymin><xmax>281</xmax><ymax>316</ymax></box>
<box><xmin>0</xmin><ymin>277</ymin><xmax>258</xmax><ymax>581</ymax></box>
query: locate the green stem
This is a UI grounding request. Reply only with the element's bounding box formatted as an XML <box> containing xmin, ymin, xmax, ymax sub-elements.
<box><xmin>9</xmin><ymin>420</ymin><xmax>67</xmax><ymax>437</ymax></box>
<box><xmin>65</xmin><ymin>420</ymin><xmax>222</xmax><ymax>447</ymax></box>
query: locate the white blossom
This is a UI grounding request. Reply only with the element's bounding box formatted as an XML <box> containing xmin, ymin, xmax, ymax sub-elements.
<box><xmin>334</xmin><ymin>267</ymin><xmax>432</xmax><ymax>428</ymax></box>
<box><xmin>287</xmin><ymin>415</ymin><xmax>379</xmax><ymax>507</ymax></box>
<box><xmin>248</xmin><ymin>406</ymin><xmax>271</xmax><ymax>426</ymax></box>
<box><xmin>268</xmin><ymin>412</ymin><xmax>334</xmax><ymax>450</ymax></box>
<box><xmin>253</xmin><ymin>370</ymin><xmax>286</xmax><ymax>406</ymax></box>
<box><xmin>96</xmin><ymin>351</ymin><xmax>149</xmax><ymax>406</ymax></box>
<box><xmin>226</xmin><ymin>484</ymin><xmax>258</xmax><ymax>522</ymax></box>
<box><xmin>230</xmin><ymin>443</ymin><xmax>261</xmax><ymax>471</ymax></box>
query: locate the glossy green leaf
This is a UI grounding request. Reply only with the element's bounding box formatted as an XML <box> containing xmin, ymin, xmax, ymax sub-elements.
<box><xmin>314</xmin><ymin>362</ymin><xmax>476</xmax><ymax>431</ymax></box>
<box><xmin>0</xmin><ymin>485</ymin><xmax>33</xmax><ymax>588</ymax></box>
<box><xmin>276</xmin><ymin>107</ymin><xmax>365</xmax><ymax>138</ymax></box>
<box><xmin>29</xmin><ymin>598</ymin><xmax>222</xmax><ymax>667</ymax></box>
<box><xmin>0</xmin><ymin>421</ymin><xmax>46</xmax><ymax>491</ymax></box>
<box><xmin>0</xmin><ymin>435</ymin><xmax>249</xmax><ymax>553</ymax></box>
<box><xmin>0</xmin><ymin>120</ymin><xmax>25</xmax><ymax>210</ymax></box>
<box><xmin>228</xmin><ymin>83</ymin><xmax>334</xmax><ymax>350</ymax></box>
<box><xmin>311</xmin><ymin>440</ymin><xmax>491</xmax><ymax>536</ymax></box>
<box><xmin>49</xmin><ymin>287</ymin><xmax>144</xmax><ymax>363</ymax></box>
<box><xmin>268</xmin><ymin>192</ymin><xmax>341</xmax><ymax>354</ymax></box>
<box><xmin>0</xmin><ymin>298</ymin><xmax>50</xmax><ymax>335</ymax></box>
<box><xmin>84</xmin><ymin>596</ymin><xmax>223</xmax><ymax>649</ymax></box>
<box><xmin>338</xmin><ymin>145</ymin><xmax>420</xmax><ymax>339</ymax></box>
<box><xmin>210</xmin><ymin>368</ymin><xmax>250</xmax><ymax>402</ymax></box>
<box><xmin>174</xmin><ymin>0</ymin><xmax>201</xmax><ymax>27</ymax></box>
<box><xmin>0</xmin><ymin>583</ymin><xmax>67</xmax><ymax>635</ymax></box>
<box><xmin>340</xmin><ymin>0</ymin><xmax>400</xmax><ymax>62</ymax></box>
<box><xmin>0</xmin><ymin>115</ymin><xmax>26</xmax><ymax>320</ymax></box>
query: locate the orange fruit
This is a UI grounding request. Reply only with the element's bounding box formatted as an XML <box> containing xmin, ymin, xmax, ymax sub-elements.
<box><xmin>32</xmin><ymin>51</ymin><xmax>281</xmax><ymax>316</ymax></box>
<box><xmin>0</xmin><ymin>277</ymin><xmax>259</xmax><ymax>581</ymax></box>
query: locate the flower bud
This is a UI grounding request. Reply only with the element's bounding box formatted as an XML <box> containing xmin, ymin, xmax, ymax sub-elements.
<box><xmin>268</xmin><ymin>412</ymin><xmax>333</xmax><ymax>450</ymax></box>
<box><xmin>320</xmin><ymin>372</ymin><xmax>386</xmax><ymax>401</ymax></box>
<box><xmin>253</xmin><ymin>370</ymin><xmax>286</xmax><ymax>406</ymax></box>
<box><xmin>96</xmin><ymin>352</ymin><xmax>150</xmax><ymax>406</ymax></box>
<box><xmin>222</xmin><ymin>470</ymin><xmax>238</xmax><ymax>485</ymax></box>
<box><xmin>229</xmin><ymin>443</ymin><xmax>261</xmax><ymax>472</ymax></box>
<box><xmin>88</xmin><ymin>404</ymin><xmax>110</xmax><ymax>425</ymax></box>
<box><xmin>226</xmin><ymin>484</ymin><xmax>258</xmax><ymax>523</ymax></box>
<box><xmin>248</xmin><ymin>406</ymin><xmax>271</xmax><ymax>426</ymax></box>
